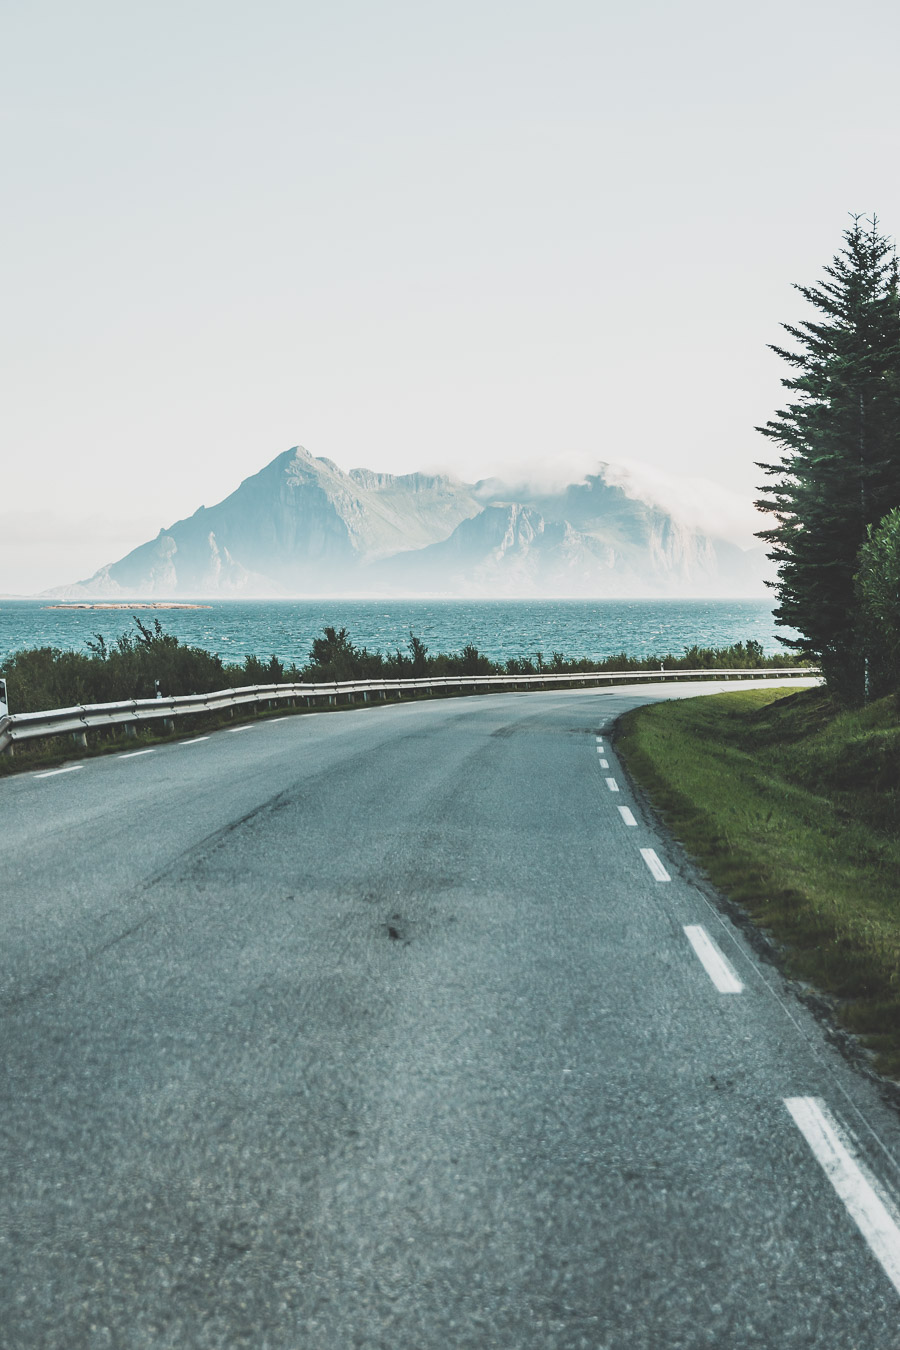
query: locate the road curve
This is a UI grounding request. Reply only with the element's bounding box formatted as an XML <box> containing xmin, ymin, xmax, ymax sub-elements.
<box><xmin>4</xmin><ymin>677</ymin><xmax>900</xmax><ymax>1349</ymax></box>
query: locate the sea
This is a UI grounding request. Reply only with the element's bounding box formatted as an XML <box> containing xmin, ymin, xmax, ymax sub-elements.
<box><xmin>0</xmin><ymin>598</ymin><xmax>796</xmax><ymax>667</ymax></box>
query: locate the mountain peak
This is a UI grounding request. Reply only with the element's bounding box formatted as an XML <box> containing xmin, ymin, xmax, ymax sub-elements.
<box><xmin>46</xmin><ymin>445</ymin><xmax>769</xmax><ymax>599</ymax></box>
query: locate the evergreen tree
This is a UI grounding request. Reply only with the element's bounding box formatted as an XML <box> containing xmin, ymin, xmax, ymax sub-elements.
<box><xmin>855</xmin><ymin>506</ymin><xmax>900</xmax><ymax>698</ymax></box>
<box><xmin>756</xmin><ymin>216</ymin><xmax>900</xmax><ymax>701</ymax></box>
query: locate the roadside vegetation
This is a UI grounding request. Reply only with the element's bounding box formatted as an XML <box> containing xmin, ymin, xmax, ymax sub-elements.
<box><xmin>0</xmin><ymin>618</ymin><xmax>804</xmax><ymax>776</ymax></box>
<box><xmin>755</xmin><ymin>216</ymin><xmax>900</xmax><ymax>704</ymax></box>
<box><xmin>613</xmin><ymin>217</ymin><xmax>900</xmax><ymax>1080</ymax></box>
<box><xmin>1</xmin><ymin>618</ymin><xmax>800</xmax><ymax>716</ymax></box>
<box><xmin>618</xmin><ymin>686</ymin><xmax>900</xmax><ymax>1077</ymax></box>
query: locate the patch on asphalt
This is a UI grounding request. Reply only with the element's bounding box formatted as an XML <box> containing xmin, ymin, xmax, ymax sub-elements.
<box><xmin>386</xmin><ymin>914</ymin><xmax>407</xmax><ymax>943</ymax></box>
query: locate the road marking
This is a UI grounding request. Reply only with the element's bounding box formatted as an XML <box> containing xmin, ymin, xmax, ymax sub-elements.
<box><xmin>599</xmin><ymin>758</ymin><xmax>609</xmax><ymax>768</ymax></box>
<box><xmin>180</xmin><ymin>736</ymin><xmax>210</xmax><ymax>745</ymax></box>
<box><xmin>34</xmin><ymin>765</ymin><xmax>83</xmax><ymax>778</ymax></box>
<box><xmin>605</xmin><ymin>777</ymin><xmax>619</xmax><ymax>792</ymax></box>
<box><xmin>785</xmin><ymin>1097</ymin><xmax>900</xmax><ymax>1297</ymax></box>
<box><xmin>227</xmin><ymin>726</ymin><xmax>254</xmax><ymax>733</ymax></box>
<box><xmin>117</xmin><ymin>748</ymin><xmax>156</xmax><ymax>759</ymax></box>
<box><xmin>267</xmin><ymin>716</ymin><xmax>291</xmax><ymax>723</ymax></box>
<box><xmin>618</xmin><ymin>806</ymin><xmax>637</xmax><ymax>826</ymax></box>
<box><xmin>640</xmin><ymin>848</ymin><xmax>670</xmax><ymax>881</ymax></box>
<box><xmin>683</xmin><ymin>925</ymin><xmax>743</xmax><ymax>992</ymax></box>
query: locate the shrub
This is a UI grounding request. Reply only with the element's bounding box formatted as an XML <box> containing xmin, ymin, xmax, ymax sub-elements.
<box><xmin>856</xmin><ymin>507</ymin><xmax>900</xmax><ymax>699</ymax></box>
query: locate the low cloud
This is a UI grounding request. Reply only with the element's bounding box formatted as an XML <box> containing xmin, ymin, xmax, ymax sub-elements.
<box><xmin>470</xmin><ymin>449</ymin><xmax>599</xmax><ymax>497</ymax></box>
<box><xmin>603</xmin><ymin>459</ymin><xmax>764</xmax><ymax>548</ymax></box>
<box><xmin>434</xmin><ymin>451</ymin><xmax>764</xmax><ymax>548</ymax></box>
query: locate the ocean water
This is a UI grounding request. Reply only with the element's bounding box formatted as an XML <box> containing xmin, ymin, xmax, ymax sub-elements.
<box><xmin>0</xmin><ymin>598</ymin><xmax>796</xmax><ymax>667</ymax></box>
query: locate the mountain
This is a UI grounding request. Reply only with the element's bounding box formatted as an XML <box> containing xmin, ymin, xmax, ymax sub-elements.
<box><xmin>48</xmin><ymin>446</ymin><xmax>770</xmax><ymax>598</ymax></box>
<box><xmin>51</xmin><ymin>448</ymin><xmax>482</xmax><ymax>597</ymax></box>
<box><xmin>370</xmin><ymin>480</ymin><xmax>764</xmax><ymax>598</ymax></box>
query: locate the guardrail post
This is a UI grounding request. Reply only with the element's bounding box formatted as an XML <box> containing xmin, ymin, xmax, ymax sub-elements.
<box><xmin>124</xmin><ymin>724</ymin><xmax>137</xmax><ymax>739</ymax></box>
<box><xmin>162</xmin><ymin>718</ymin><xmax>175</xmax><ymax>735</ymax></box>
<box><xmin>73</xmin><ymin>730</ymin><xmax>87</xmax><ymax>749</ymax></box>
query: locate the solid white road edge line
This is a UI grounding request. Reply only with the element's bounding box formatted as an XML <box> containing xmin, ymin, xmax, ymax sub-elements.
<box><xmin>605</xmin><ymin>778</ymin><xmax>619</xmax><ymax>793</ymax></box>
<box><xmin>640</xmin><ymin>847</ymin><xmax>671</xmax><ymax>881</ymax></box>
<box><xmin>117</xmin><ymin>749</ymin><xmax>156</xmax><ymax>759</ymax></box>
<box><xmin>683</xmin><ymin>925</ymin><xmax>744</xmax><ymax>993</ymax></box>
<box><xmin>34</xmin><ymin>765</ymin><xmax>83</xmax><ymax>778</ymax></box>
<box><xmin>785</xmin><ymin>1097</ymin><xmax>900</xmax><ymax>1297</ymax></box>
<box><xmin>617</xmin><ymin>806</ymin><xmax>637</xmax><ymax>827</ymax></box>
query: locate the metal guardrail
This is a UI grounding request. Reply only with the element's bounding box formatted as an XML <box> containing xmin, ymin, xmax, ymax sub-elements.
<box><xmin>0</xmin><ymin>667</ymin><xmax>817</xmax><ymax>756</ymax></box>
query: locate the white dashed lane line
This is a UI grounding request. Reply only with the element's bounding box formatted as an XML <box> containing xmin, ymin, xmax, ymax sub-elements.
<box><xmin>683</xmin><ymin>924</ymin><xmax>744</xmax><ymax>993</ymax></box>
<box><xmin>785</xmin><ymin>1097</ymin><xmax>900</xmax><ymax>1297</ymax></box>
<box><xmin>34</xmin><ymin>765</ymin><xmax>83</xmax><ymax>779</ymax></box>
<box><xmin>640</xmin><ymin>848</ymin><xmax>670</xmax><ymax>881</ymax></box>
<box><xmin>180</xmin><ymin>737</ymin><xmax>210</xmax><ymax>745</ymax></box>
<box><xmin>227</xmin><ymin>726</ymin><xmax>255</xmax><ymax>734</ymax></box>
<box><xmin>587</xmin><ymin>716</ymin><xmax>900</xmax><ymax>1299</ymax></box>
<box><xmin>117</xmin><ymin>749</ymin><xmax>156</xmax><ymax>760</ymax></box>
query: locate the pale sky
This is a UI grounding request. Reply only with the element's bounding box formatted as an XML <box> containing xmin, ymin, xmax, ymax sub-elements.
<box><xmin>4</xmin><ymin>0</ymin><xmax>900</xmax><ymax>592</ymax></box>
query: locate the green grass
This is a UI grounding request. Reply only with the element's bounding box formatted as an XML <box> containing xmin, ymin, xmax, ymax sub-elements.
<box><xmin>617</xmin><ymin>687</ymin><xmax>900</xmax><ymax>1077</ymax></box>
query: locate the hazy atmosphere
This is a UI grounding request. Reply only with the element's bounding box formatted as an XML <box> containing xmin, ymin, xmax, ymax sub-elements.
<box><xmin>9</xmin><ymin>7</ymin><xmax>900</xmax><ymax>1342</ymax></box>
<box><xmin>4</xmin><ymin>0</ymin><xmax>900</xmax><ymax>591</ymax></box>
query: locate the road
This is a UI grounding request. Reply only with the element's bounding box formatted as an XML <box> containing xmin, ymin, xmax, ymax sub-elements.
<box><xmin>3</xmin><ymin>678</ymin><xmax>900</xmax><ymax>1348</ymax></box>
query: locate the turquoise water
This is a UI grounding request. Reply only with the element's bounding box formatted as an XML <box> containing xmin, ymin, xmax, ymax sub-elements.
<box><xmin>0</xmin><ymin>598</ymin><xmax>795</xmax><ymax>667</ymax></box>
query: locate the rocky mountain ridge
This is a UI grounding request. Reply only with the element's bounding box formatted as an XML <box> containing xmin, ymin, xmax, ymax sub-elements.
<box><xmin>48</xmin><ymin>446</ymin><xmax>769</xmax><ymax>598</ymax></box>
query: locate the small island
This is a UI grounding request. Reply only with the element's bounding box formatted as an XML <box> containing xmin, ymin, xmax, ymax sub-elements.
<box><xmin>43</xmin><ymin>602</ymin><xmax>212</xmax><ymax>610</ymax></box>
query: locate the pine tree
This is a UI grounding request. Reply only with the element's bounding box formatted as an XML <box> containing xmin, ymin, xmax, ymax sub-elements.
<box><xmin>756</xmin><ymin>216</ymin><xmax>900</xmax><ymax>701</ymax></box>
<box><xmin>855</xmin><ymin>506</ymin><xmax>900</xmax><ymax>698</ymax></box>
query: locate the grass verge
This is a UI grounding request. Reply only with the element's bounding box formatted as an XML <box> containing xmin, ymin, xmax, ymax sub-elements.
<box><xmin>617</xmin><ymin>687</ymin><xmax>900</xmax><ymax>1078</ymax></box>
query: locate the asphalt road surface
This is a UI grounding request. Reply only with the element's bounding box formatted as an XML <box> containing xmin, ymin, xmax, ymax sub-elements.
<box><xmin>4</xmin><ymin>678</ymin><xmax>900</xmax><ymax>1349</ymax></box>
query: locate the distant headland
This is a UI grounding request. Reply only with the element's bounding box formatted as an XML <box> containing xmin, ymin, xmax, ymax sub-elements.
<box><xmin>42</xmin><ymin>445</ymin><xmax>771</xmax><ymax>602</ymax></box>
<box><xmin>43</xmin><ymin>603</ymin><xmax>212</xmax><ymax>611</ymax></box>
